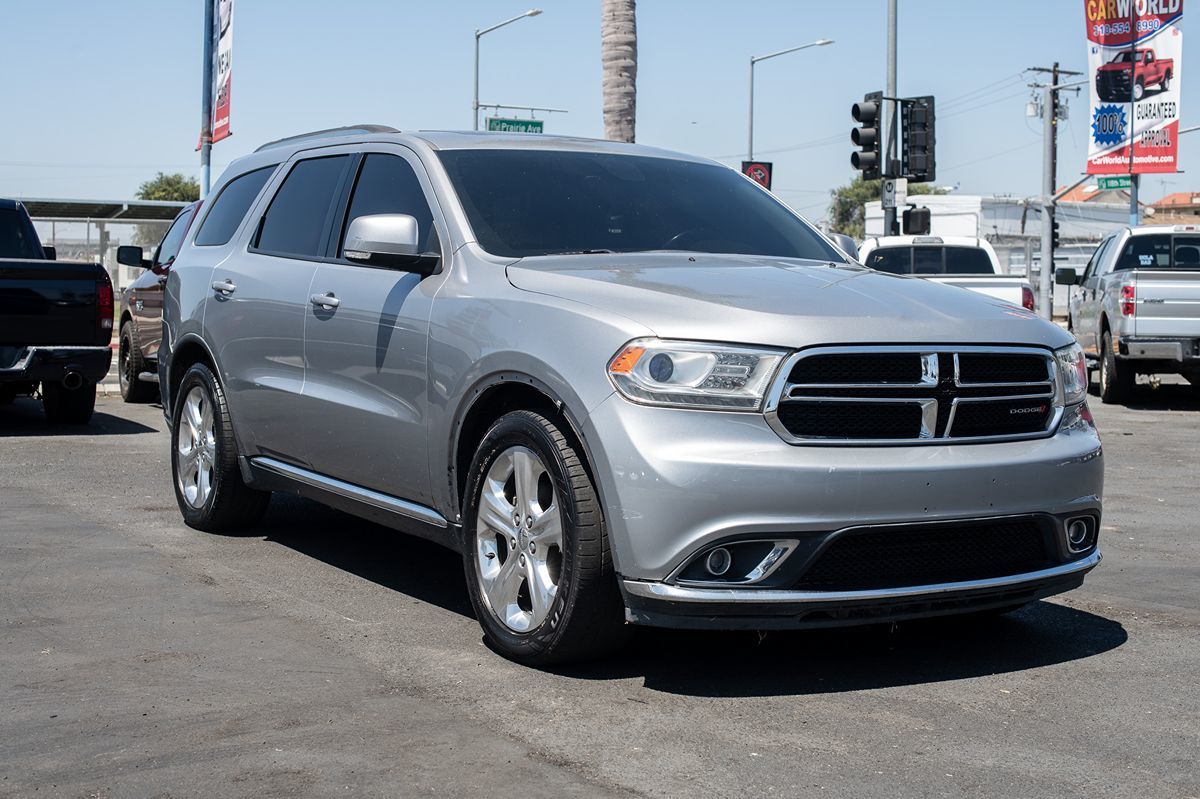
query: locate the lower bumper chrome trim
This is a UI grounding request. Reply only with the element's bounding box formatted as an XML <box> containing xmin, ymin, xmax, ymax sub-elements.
<box><xmin>622</xmin><ymin>549</ymin><xmax>1101</xmax><ymax>604</ymax></box>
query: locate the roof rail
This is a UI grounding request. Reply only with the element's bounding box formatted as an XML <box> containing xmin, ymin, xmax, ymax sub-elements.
<box><xmin>254</xmin><ymin>124</ymin><xmax>400</xmax><ymax>153</ymax></box>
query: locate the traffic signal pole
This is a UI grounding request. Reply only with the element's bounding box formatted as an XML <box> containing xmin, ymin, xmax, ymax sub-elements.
<box><xmin>198</xmin><ymin>0</ymin><xmax>214</xmax><ymax>199</ymax></box>
<box><xmin>883</xmin><ymin>0</ymin><xmax>898</xmax><ymax>236</ymax></box>
<box><xmin>1039</xmin><ymin>78</ymin><xmax>1056</xmax><ymax>320</ymax></box>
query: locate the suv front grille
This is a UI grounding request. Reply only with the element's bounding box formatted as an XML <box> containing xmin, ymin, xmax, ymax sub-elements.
<box><xmin>766</xmin><ymin>346</ymin><xmax>1059</xmax><ymax>444</ymax></box>
<box><xmin>793</xmin><ymin>518</ymin><xmax>1053</xmax><ymax>591</ymax></box>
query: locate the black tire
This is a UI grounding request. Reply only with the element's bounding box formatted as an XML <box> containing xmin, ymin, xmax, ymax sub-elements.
<box><xmin>0</xmin><ymin>387</ymin><xmax>14</xmax><ymax>406</ymax></box>
<box><xmin>1099</xmin><ymin>330</ymin><xmax>1134</xmax><ymax>404</ymax></box>
<box><xmin>462</xmin><ymin>410</ymin><xmax>628</xmax><ymax>666</ymax></box>
<box><xmin>171</xmin><ymin>362</ymin><xmax>270</xmax><ymax>532</ymax></box>
<box><xmin>42</xmin><ymin>380</ymin><xmax>96</xmax><ymax>424</ymax></box>
<box><xmin>119</xmin><ymin>321</ymin><xmax>157</xmax><ymax>403</ymax></box>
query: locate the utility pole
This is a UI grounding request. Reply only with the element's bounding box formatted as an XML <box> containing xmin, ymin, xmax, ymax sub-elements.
<box><xmin>882</xmin><ymin>0</ymin><xmax>898</xmax><ymax>236</ymax></box>
<box><xmin>1029</xmin><ymin>63</ymin><xmax>1082</xmax><ymax>319</ymax></box>
<box><xmin>199</xmin><ymin>0</ymin><xmax>214</xmax><ymax>199</ymax></box>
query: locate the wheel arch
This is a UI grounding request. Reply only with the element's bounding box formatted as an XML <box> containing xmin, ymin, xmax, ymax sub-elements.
<box><xmin>166</xmin><ymin>333</ymin><xmax>219</xmax><ymax>417</ymax></box>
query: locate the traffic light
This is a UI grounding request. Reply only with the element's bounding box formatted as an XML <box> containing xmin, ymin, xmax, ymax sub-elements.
<box><xmin>901</xmin><ymin>95</ymin><xmax>936</xmax><ymax>183</ymax></box>
<box><xmin>1052</xmin><ymin>217</ymin><xmax>1061</xmax><ymax>251</ymax></box>
<box><xmin>851</xmin><ymin>91</ymin><xmax>882</xmax><ymax>180</ymax></box>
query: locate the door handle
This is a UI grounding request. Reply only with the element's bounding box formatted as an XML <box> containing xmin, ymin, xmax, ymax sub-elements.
<box><xmin>211</xmin><ymin>279</ymin><xmax>237</xmax><ymax>295</ymax></box>
<box><xmin>310</xmin><ymin>292</ymin><xmax>340</xmax><ymax>310</ymax></box>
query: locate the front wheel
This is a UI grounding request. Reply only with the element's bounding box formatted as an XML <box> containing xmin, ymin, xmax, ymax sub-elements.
<box><xmin>171</xmin><ymin>363</ymin><xmax>270</xmax><ymax>532</ymax></box>
<box><xmin>463</xmin><ymin>410</ymin><xmax>628</xmax><ymax>666</ymax></box>
<box><xmin>1133</xmin><ymin>79</ymin><xmax>1145</xmax><ymax>101</ymax></box>
<box><xmin>1099</xmin><ymin>330</ymin><xmax>1134</xmax><ymax>404</ymax></box>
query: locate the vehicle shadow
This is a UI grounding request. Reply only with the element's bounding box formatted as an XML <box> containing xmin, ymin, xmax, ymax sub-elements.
<box><xmin>1092</xmin><ymin>380</ymin><xmax>1200</xmax><ymax>411</ymax></box>
<box><xmin>560</xmin><ymin>602</ymin><xmax>1127</xmax><ymax>697</ymax></box>
<box><xmin>255</xmin><ymin>495</ymin><xmax>1126</xmax><ymax>697</ymax></box>
<box><xmin>256</xmin><ymin>493</ymin><xmax>474</xmax><ymax>618</ymax></box>
<box><xmin>0</xmin><ymin>397</ymin><xmax>157</xmax><ymax>436</ymax></box>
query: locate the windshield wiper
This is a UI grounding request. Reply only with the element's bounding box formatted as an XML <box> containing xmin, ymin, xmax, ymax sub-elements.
<box><xmin>552</xmin><ymin>248</ymin><xmax>616</xmax><ymax>255</ymax></box>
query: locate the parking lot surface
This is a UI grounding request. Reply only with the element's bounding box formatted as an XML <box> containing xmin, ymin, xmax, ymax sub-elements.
<box><xmin>2</xmin><ymin>388</ymin><xmax>1198</xmax><ymax>798</ymax></box>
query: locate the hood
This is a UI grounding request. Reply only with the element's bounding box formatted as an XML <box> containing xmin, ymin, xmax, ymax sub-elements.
<box><xmin>506</xmin><ymin>252</ymin><xmax>1073</xmax><ymax>350</ymax></box>
<box><xmin>1098</xmin><ymin>62</ymin><xmax>1133</xmax><ymax>72</ymax></box>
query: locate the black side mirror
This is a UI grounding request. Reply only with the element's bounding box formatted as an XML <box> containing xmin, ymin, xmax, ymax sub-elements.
<box><xmin>42</xmin><ymin>245</ymin><xmax>57</xmax><ymax>260</ymax></box>
<box><xmin>117</xmin><ymin>245</ymin><xmax>147</xmax><ymax>268</ymax></box>
<box><xmin>1055</xmin><ymin>267</ymin><xmax>1080</xmax><ymax>286</ymax></box>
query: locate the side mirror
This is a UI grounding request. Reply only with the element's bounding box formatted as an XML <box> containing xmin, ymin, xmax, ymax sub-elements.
<box><xmin>42</xmin><ymin>246</ymin><xmax>57</xmax><ymax>260</ymax></box>
<box><xmin>117</xmin><ymin>245</ymin><xmax>147</xmax><ymax>268</ymax></box>
<box><xmin>1055</xmin><ymin>267</ymin><xmax>1080</xmax><ymax>285</ymax></box>
<box><xmin>343</xmin><ymin>214</ymin><xmax>439</xmax><ymax>275</ymax></box>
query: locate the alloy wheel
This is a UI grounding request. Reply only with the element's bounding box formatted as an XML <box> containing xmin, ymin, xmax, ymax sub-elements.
<box><xmin>176</xmin><ymin>386</ymin><xmax>216</xmax><ymax>508</ymax></box>
<box><xmin>474</xmin><ymin>445</ymin><xmax>564</xmax><ymax>633</ymax></box>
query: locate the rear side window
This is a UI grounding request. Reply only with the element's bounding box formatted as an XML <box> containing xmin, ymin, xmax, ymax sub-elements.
<box><xmin>341</xmin><ymin>154</ymin><xmax>437</xmax><ymax>253</ymax></box>
<box><xmin>194</xmin><ymin>165</ymin><xmax>275</xmax><ymax>246</ymax></box>
<box><xmin>254</xmin><ymin>155</ymin><xmax>350</xmax><ymax>258</ymax></box>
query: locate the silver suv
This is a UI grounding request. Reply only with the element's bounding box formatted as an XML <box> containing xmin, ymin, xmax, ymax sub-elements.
<box><xmin>161</xmin><ymin>127</ymin><xmax>1104</xmax><ymax>664</ymax></box>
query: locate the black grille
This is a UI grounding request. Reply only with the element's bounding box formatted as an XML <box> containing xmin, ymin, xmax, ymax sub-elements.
<box><xmin>958</xmin><ymin>353</ymin><xmax>1049</xmax><ymax>384</ymax></box>
<box><xmin>794</xmin><ymin>518</ymin><xmax>1053</xmax><ymax>591</ymax></box>
<box><xmin>950</xmin><ymin>398</ymin><xmax>1053</xmax><ymax>437</ymax></box>
<box><xmin>789</xmin><ymin>353</ymin><xmax>922</xmax><ymax>385</ymax></box>
<box><xmin>776</xmin><ymin>401</ymin><xmax>921</xmax><ymax>440</ymax></box>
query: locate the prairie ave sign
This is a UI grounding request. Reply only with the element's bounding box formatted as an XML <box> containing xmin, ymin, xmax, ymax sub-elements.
<box><xmin>486</xmin><ymin>117</ymin><xmax>544</xmax><ymax>133</ymax></box>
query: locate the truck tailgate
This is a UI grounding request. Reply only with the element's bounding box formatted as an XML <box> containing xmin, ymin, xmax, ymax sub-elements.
<box><xmin>0</xmin><ymin>259</ymin><xmax>107</xmax><ymax>346</ymax></box>
<box><xmin>927</xmin><ymin>276</ymin><xmax>1030</xmax><ymax>308</ymax></box>
<box><xmin>1131</xmin><ymin>270</ymin><xmax>1200</xmax><ymax>339</ymax></box>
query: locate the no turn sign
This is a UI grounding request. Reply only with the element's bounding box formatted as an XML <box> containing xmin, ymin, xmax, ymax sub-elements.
<box><xmin>741</xmin><ymin>161</ymin><xmax>773</xmax><ymax>190</ymax></box>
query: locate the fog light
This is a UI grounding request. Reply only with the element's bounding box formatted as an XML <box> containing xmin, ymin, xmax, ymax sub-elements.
<box><xmin>1066</xmin><ymin>517</ymin><xmax>1095</xmax><ymax>553</ymax></box>
<box><xmin>705</xmin><ymin>547</ymin><xmax>732</xmax><ymax>576</ymax></box>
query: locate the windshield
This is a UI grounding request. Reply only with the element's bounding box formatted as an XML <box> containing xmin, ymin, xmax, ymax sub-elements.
<box><xmin>437</xmin><ymin>149</ymin><xmax>844</xmax><ymax>261</ymax></box>
<box><xmin>1114</xmin><ymin>51</ymin><xmax>1144</xmax><ymax>63</ymax></box>
<box><xmin>865</xmin><ymin>245</ymin><xmax>994</xmax><ymax>275</ymax></box>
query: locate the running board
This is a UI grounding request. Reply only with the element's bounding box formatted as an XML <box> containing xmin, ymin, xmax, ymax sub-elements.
<box><xmin>137</xmin><ymin>371</ymin><xmax>160</xmax><ymax>383</ymax></box>
<box><xmin>247</xmin><ymin>456</ymin><xmax>449</xmax><ymax>531</ymax></box>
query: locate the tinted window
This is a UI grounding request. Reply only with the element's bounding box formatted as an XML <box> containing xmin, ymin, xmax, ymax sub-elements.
<box><xmin>0</xmin><ymin>208</ymin><xmax>43</xmax><ymax>259</ymax></box>
<box><xmin>866</xmin><ymin>245</ymin><xmax>992</xmax><ymax>275</ymax></box>
<box><xmin>341</xmin><ymin>154</ymin><xmax>436</xmax><ymax>253</ymax></box>
<box><xmin>942</xmin><ymin>247</ymin><xmax>994</xmax><ymax>274</ymax></box>
<box><xmin>255</xmin><ymin>155</ymin><xmax>350</xmax><ymax>258</ymax></box>
<box><xmin>438</xmin><ymin>150</ymin><xmax>843</xmax><ymax>261</ymax></box>
<box><xmin>154</xmin><ymin>206</ymin><xmax>196</xmax><ymax>268</ymax></box>
<box><xmin>1114</xmin><ymin>234</ymin><xmax>1170</xmax><ymax>270</ymax></box>
<box><xmin>194</xmin><ymin>165</ymin><xmax>275</xmax><ymax>246</ymax></box>
<box><xmin>865</xmin><ymin>247</ymin><xmax>909</xmax><ymax>274</ymax></box>
<box><xmin>1083</xmin><ymin>237</ymin><xmax>1112</xmax><ymax>280</ymax></box>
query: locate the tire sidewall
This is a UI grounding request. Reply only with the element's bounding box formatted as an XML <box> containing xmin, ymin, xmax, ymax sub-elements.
<box><xmin>118</xmin><ymin>324</ymin><xmax>131</xmax><ymax>395</ymax></box>
<box><xmin>171</xmin><ymin>363</ymin><xmax>236</xmax><ymax>528</ymax></box>
<box><xmin>462</xmin><ymin>414</ymin><xmax>584</xmax><ymax>662</ymax></box>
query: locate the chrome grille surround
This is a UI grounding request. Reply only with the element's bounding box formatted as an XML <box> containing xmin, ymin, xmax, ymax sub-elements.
<box><xmin>763</xmin><ymin>345</ymin><xmax>1062</xmax><ymax>446</ymax></box>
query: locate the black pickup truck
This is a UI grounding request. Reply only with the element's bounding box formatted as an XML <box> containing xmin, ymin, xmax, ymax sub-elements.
<box><xmin>0</xmin><ymin>198</ymin><xmax>113</xmax><ymax>423</ymax></box>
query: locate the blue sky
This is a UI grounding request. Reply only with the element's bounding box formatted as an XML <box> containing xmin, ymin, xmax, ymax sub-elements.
<box><xmin>1</xmin><ymin>0</ymin><xmax>1194</xmax><ymax>221</ymax></box>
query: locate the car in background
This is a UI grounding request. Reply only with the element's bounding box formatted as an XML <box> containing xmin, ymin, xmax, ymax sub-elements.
<box><xmin>858</xmin><ymin>235</ymin><xmax>1036</xmax><ymax>311</ymax></box>
<box><xmin>116</xmin><ymin>201</ymin><xmax>200</xmax><ymax>402</ymax></box>
<box><xmin>1059</xmin><ymin>224</ymin><xmax>1200</xmax><ymax>403</ymax></box>
<box><xmin>0</xmin><ymin>198</ymin><xmax>113</xmax><ymax>422</ymax></box>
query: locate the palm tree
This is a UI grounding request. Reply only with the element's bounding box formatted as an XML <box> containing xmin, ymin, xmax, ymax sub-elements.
<box><xmin>601</xmin><ymin>0</ymin><xmax>637</xmax><ymax>142</ymax></box>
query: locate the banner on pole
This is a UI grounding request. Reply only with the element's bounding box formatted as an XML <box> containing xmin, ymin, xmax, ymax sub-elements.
<box><xmin>1084</xmin><ymin>0</ymin><xmax>1183</xmax><ymax>174</ymax></box>
<box><xmin>212</xmin><ymin>0</ymin><xmax>233</xmax><ymax>143</ymax></box>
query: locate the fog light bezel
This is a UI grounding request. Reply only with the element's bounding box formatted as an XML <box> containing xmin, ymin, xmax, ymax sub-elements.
<box><xmin>1064</xmin><ymin>515</ymin><xmax>1098</xmax><ymax>554</ymax></box>
<box><xmin>673</xmin><ymin>539</ymin><xmax>800</xmax><ymax>586</ymax></box>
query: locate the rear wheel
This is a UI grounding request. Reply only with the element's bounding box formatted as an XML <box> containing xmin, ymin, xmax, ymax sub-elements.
<box><xmin>1161</xmin><ymin>73</ymin><xmax>1171</xmax><ymax>91</ymax></box>
<box><xmin>463</xmin><ymin>410</ymin><xmax>627</xmax><ymax>665</ymax></box>
<box><xmin>119</xmin><ymin>321</ymin><xmax>157</xmax><ymax>403</ymax></box>
<box><xmin>42</xmin><ymin>380</ymin><xmax>96</xmax><ymax>424</ymax></box>
<box><xmin>1099</xmin><ymin>330</ymin><xmax>1134</xmax><ymax>404</ymax></box>
<box><xmin>171</xmin><ymin>363</ymin><xmax>270</xmax><ymax>532</ymax></box>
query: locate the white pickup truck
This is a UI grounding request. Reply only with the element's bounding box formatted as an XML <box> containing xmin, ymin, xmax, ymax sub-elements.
<box><xmin>858</xmin><ymin>235</ymin><xmax>1036</xmax><ymax>312</ymax></box>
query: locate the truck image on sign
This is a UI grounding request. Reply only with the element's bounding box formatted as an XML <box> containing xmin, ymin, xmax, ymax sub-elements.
<box><xmin>1096</xmin><ymin>49</ymin><xmax>1173</xmax><ymax>102</ymax></box>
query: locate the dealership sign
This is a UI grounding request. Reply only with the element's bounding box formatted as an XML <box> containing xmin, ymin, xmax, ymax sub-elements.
<box><xmin>1084</xmin><ymin>0</ymin><xmax>1183</xmax><ymax>174</ymax></box>
<box><xmin>212</xmin><ymin>0</ymin><xmax>234</xmax><ymax>143</ymax></box>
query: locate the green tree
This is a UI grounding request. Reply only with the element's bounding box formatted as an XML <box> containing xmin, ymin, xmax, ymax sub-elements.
<box><xmin>829</xmin><ymin>177</ymin><xmax>946</xmax><ymax>240</ymax></box>
<box><xmin>133</xmin><ymin>172</ymin><xmax>200</xmax><ymax>247</ymax></box>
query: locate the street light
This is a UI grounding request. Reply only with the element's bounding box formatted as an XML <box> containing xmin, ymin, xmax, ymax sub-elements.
<box><xmin>474</xmin><ymin>9</ymin><xmax>543</xmax><ymax>131</ymax></box>
<box><xmin>748</xmin><ymin>38</ymin><xmax>833</xmax><ymax>160</ymax></box>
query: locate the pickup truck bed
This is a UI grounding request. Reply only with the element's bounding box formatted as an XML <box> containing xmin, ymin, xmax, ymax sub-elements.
<box><xmin>0</xmin><ymin>200</ymin><xmax>113</xmax><ymax>423</ymax></box>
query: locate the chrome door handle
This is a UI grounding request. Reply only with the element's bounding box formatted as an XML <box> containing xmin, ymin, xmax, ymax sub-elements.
<box><xmin>310</xmin><ymin>292</ymin><xmax>340</xmax><ymax>309</ymax></box>
<box><xmin>211</xmin><ymin>279</ymin><xmax>237</xmax><ymax>295</ymax></box>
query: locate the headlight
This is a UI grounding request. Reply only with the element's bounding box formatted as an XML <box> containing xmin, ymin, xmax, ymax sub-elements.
<box><xmin>1055</xmin><ymin>342</ymin><xmax>1088</xmax><ymax>406</ymax></box>
<box><xmin>608</xmin><ymin>338</ymin><xmax>786</xmax><ymax>410</ymax></box>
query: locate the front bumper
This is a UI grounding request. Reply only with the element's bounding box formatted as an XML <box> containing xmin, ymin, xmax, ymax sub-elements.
<box><xmin>621</xmin><ymin>550</ymin><xmax>1100</xmax><ymax>629</ymax></box>
<box><xmin>0</xmin><ymin>345</ymin><xmax>112</xmax><ymax>385</ymax></box>
<box><xmin>581</xmin><ymin>393</ymin><xmax>1103</xmax><ymax>626</ymax></box>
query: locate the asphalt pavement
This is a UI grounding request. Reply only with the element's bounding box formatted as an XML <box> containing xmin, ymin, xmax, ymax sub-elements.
<box><xmin>2</xmin><ymin>384</ymin><xmax>1198</xmax><ymax>798</ymax></box>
